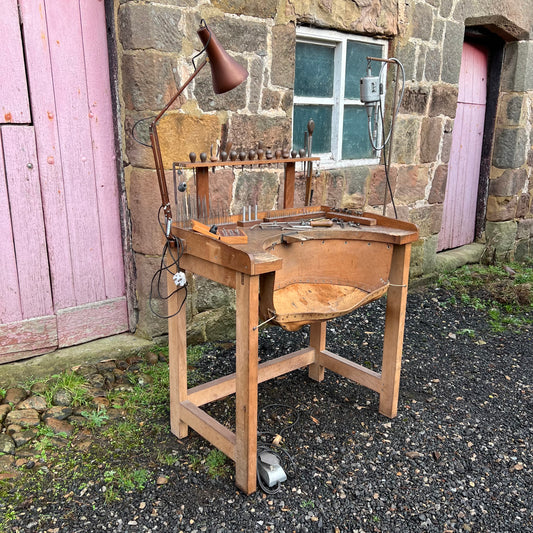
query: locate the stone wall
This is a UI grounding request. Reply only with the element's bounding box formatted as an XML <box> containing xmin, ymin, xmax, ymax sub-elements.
<box><xmin>113</xmin><ymin>0</ymin><xmax>533</xmax><ymax>340</ymax></box>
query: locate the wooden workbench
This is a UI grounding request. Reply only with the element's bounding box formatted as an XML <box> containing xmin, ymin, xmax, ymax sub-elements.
<box><xmin>164</xmin><ymin>158</ymin><xmax>418</xmax><ymax>494</ymax></box>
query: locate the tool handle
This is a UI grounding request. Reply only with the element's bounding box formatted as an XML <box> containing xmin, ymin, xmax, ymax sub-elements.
<box><xmin>310</xmin><ymin>218</ymin><xmax>333</xmax><ymax>227</ymax></box>
<box><xmin>307</xmin><ymin>119</ymin><xmax>315</xmax><ymax>136</ymax></box>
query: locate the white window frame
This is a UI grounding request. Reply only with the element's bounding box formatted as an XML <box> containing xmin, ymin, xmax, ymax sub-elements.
<box><xmin>293</xmin><ymin>26</ymin><xmax>388</xmax><ymax>169</ymax></box>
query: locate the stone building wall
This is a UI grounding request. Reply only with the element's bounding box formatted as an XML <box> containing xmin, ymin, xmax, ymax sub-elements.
<box><xmin>113</xmin><ymin>0</ymin><xmax>533</xmax><ymax>339</ymax></box>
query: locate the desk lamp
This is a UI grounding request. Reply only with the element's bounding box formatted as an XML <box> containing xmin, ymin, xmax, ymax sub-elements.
<box><xmin>150</xmin><ymin>19</ymin><xmax>248</xmax><ymax>238</ymax></box>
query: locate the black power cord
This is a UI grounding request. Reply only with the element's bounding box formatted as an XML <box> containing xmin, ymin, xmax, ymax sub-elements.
<box><xmin>149</xmin><ymin>207</ymin><xmax>187</xmax><ymax>319</ymax></box>
<box><xmin>256</xmin><ymin>403</ymin><xmax>300</xmax><ymax>494</ymax></box>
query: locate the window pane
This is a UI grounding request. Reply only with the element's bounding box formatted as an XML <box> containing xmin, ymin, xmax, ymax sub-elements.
<box><xmin>345</xmin><ymin>41</ymin><xmax>383</xmax><ymax>99</ymax></box>
<box><xmin>342</xmin><ymin>105</ymin><xmax>374</xmax><ymax>159</ymax></box>
<box><xmin>295</xmin><ymin>42</ymin><xmax>334</xmax><ymax>97</ymax></box>
<box><xmin>293</xmin><ymin>105</ymin><xmax>332</xmax><ymax>154</ymax></box>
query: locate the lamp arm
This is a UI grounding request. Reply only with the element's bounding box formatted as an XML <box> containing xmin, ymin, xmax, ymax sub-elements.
<box><xmin>149</xmin><ymin>58</ymin><xmax>208</xmax><ymax>236</ymax></box>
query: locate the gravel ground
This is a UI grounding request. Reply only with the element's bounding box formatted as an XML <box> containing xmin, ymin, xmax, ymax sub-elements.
<box><xmin>2</xmin><ymin>284</ymin><xmax>532</xmax><ymax>533</ymax></box>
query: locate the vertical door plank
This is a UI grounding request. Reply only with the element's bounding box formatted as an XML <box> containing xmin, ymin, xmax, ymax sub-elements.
<box><xmin>19</xmin><ymin>0</ymin><xmax>76</xmax><ymax>310</ymax></box>
<box><xmin>458</xmin><ymin>43</ymin><xmax>488</xmax><ymax>105</ymax></box>
<box><xmin>0</xmin><ymin>133</ymin><xmax>22</xmax><ymax>323</ymax></box>
<box><xmin>0</xmin><ymin>0</ymin><xmax>31</xmax><ymax>123</ymax></box>
<box><xmin>44</xmin><ymin>0</ymin><xmax>106</xmax><ymax>305</ymax></box>
<box><xmin>79</xmin><ymin>0</ymin><xmax>125</xmax><ymax>299</ymax></box>
<box><xmin>438</xmin><ymin>42</ymin><xmax>487</xmax><ymax>251</ymax></box>
<box><xmin>2</xmin><ymin>126</ymin><xmax>53</xmax><ymax>319</ymax></box>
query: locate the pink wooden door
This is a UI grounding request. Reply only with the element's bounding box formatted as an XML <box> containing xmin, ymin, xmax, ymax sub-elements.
<box><xmin>438</xmin><ymin>42</ymin><xmax>488</xmax><ymax>251</ymax></box>
<box><xmin>0</xmin><ymin>0</ymin><xmax>128</xmax><ymax>362</ymax></box>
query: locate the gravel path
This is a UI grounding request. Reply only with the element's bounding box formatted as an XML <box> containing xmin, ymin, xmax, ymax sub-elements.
<box><xmin>2</xmin><ymin>284</ymin><xmax>532</xmax><ymax>533</ymax></box>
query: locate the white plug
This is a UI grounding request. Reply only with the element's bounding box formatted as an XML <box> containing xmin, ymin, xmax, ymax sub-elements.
<box><xmin>173</xmin><ymin>271</ymin><xmax>187</xmax><ymax>287</ymax></box>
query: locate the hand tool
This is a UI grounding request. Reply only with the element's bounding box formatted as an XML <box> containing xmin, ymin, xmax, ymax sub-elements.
<box><xmin>305</xmin><ymin>119</ymin><xmax>315</xmax><ymax>206</ymax></box>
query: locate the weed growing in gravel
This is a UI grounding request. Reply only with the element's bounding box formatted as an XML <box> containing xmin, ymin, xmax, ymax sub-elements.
<box><xmin>0</xmin><ymin>387</ymin><xmax>6</xmax><ymax>400</ymax></box>
<box><xmin>205</xmin><ymin>449</ymin><xmax>230</xmax><ymax>479</ymax></box>
<box><xmin>156</xmin><ymin>450</ymin><xmax>177</xmax><ymax>466</ymax></box>
<box><xmin>39</xmin><ymin>371</ymin><xmax>91</xmax><ymax>407</ymax></box>
<box><xmin>438</xmin><ymin>262</ymin><xmax>533</xmax><ymax>331</ymax></box>
<box><xmin>81</xmin><ymin>407</ymin><xmax>110</xmax><ymax>428</ymax></box>
<box><xmin>0</xmin><ymin>508</ymin><xmax>16</xmax><ymax>533</ymax></box>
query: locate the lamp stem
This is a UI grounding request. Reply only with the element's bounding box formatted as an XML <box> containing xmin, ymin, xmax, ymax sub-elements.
<box><xmin>150</xmin><ymin>58</ymin><xmax>208</xmax><ymax>235</ymax></box>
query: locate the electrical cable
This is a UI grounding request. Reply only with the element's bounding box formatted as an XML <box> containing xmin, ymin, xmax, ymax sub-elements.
<box><xmin>131</xmin><ymin>115</ymin><xmax>156</xmax><ymax>148</ymax></box>
<box><xmin>366</xmin><ymin>58</ymin><xmax>405</xmax><ymax>152</ymax></box>
<box><xmin>256</xmin><ymin>403</ymin><xmax>300</xmax><ymax>494</ymax></box>
<box><xmin>379</xmin><ymin>102</ymin><xmax>398</xmax><ymax>219</ymax></box>
<box><xmin>364</xmin><ymin>58</ymin><xmax>405</xmax><ymax>219</ymax></box>
<box><xmin>149</xmin><ymin>207</ymin><xmax>188</xmax><ymax>319</ymax></box>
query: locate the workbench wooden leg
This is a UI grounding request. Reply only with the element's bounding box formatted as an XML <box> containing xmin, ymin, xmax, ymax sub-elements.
<box><xmin>379</xmin><ymin>244</ymin><xmax>411</xmax><ymax>418</ymax></box>
<box><xmin>235</xmin><ymin>273</ymin><xmax>259</xmax><ymax>494</ymax></box>
<box><xmin>167</xmin><ymin>270</ymin><xmax>188</xmax><ymax>438</ymax></box>
<box><xmin>308</xmin><ymin>321</ymin><xmax>326</xmax><ymax>382</ymax></box>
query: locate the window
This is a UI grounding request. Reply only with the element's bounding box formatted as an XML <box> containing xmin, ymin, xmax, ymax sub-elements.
<box><xmin>293</xmin><ymin>27</ymin><xmax>388</xmax><ymax>167</ymax></box>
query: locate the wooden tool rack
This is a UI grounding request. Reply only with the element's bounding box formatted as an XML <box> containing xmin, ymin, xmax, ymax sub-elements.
<box><xmin>165</xmin><ymin>156</ymin><xmax>418</xmax><ymax>494</ymax></box>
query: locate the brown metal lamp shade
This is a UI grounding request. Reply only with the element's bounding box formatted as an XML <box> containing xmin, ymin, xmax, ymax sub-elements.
<box><xmin>198</xmin><ymin>25</ymin><xmax>248</xmax><ymax>94</ymax></box>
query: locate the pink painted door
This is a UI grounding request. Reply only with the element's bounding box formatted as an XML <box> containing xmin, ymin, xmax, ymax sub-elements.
<box><xmin>0</xmin><ymin>0</ymin><xmax>128</xmax><ymax>362</ymax></box>
<box><xmin>438</xmin><ymin>42</ymin><xmax>488</xmax><ymax>251</ymax></box>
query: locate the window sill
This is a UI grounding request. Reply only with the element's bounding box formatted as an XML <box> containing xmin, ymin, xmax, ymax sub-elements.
<box><xmin>316</xmin><ymin>156</ymin><xmax>381</xmax><ymax>170</ymax></box>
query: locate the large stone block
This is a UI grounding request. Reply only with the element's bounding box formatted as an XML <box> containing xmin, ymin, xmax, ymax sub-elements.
<box><xmin>261</xmin><ymin>88</ymin><xmax>282</xmax><ymax>111</ymax></box>
<box><xmin>232</xmin><ymin>169</ymin><xmax>280</xmax><ymax>212</ymax></box>
<box><xmin>195</xmin><ymin>59</ymin><xmax>248</xmax><ymax>112</ymax></box>
<box><xmin>391</xmin><ymin>116</ymin><xmax>420</xmax><ymax>165</ymax></box>
<box><xmin>488</xmin><ymin>168</ymin><xmax>527</xmax><ymax>197</ymax></box>
<box><xmin>486</xmin><ymin>195</ymin><xmax>518</xmax><ymax>222</ymax></box>
<box><xmin>395</xmin><ymin>165</ymin><xmax>430</xmax><ymax>204</ymax></box>
<box><xmin>424</xmin><ymin>47</ymin><xmax>442</xmax><ymax>83</ymax></box>
<box><xmin>423</xmin><ymin>234</ymin><xmax>440</xmax><ymax>275</ymax></box>
<box><xmin>428</xmin><ymin>164</ymin><xmax>448</xmax><ymax>204</ymax></box>
<box><xmin>506</xmin><ymin>96</ymin><xmax>525</xmax><ymax>125</ymax></box>
<box><xmin>249</xmin><ymin>56</ymin><xmax>266</xmax><ymax>114</ymax></box>
<box><xmin>429</xmin><ymin>85</ymin><xmax>457</xmax><ymax>118</ymax></box>
<box><xmin>400</xmin><ymin>85</ymin><xmax>429</xmax><ymax>115</ymax></box>
<box><xmin>500</xmin><ymin>40</ymin><xmax>533</xmax><ymax>92</ymax></box>
<box><xmin>395</xmin><ymin>41</ymin><xmax>417</xmax><ymax>82</ymax></box>
<box><xmin>194</xmin><ymin>276</ymin><xmax>235</xmax><ymax>314</ymax></box>
<box><xmin>342</xmin><ymin>166</ymin><xmax>369</xmax><ymax>209</ymax></box>
<box><xmin>409</xmin><ymin>205</ymin><xmax>443</xmax><ymax>237</ymax></box>
<box><xmin>411</xmin><ymin>1</ymin><xmax>433</xmax><ymax>41</ymax></box>
<box><xmin>187</xmin><ymin>306</ymin><xmax>236</xmax><ymax>344</ymax></box>
<box><xmin>516</xmin><ymin>193</ymin><xmax>531</xmax><ymax>218</ymax></box>
<box><xmin>272</xmin><ymin>25</ymin><xmax>296</xmax><ymax>89</ymax></box>
<box><xmin>492</xmin><ymin>128</ymin><xmax>527</xmax><ymax>169</ymax></box>
<box><xmin>368</xmin><ymin>166</ymin><xmax>398</xmax><ymax>206</ymax></box>
<box><xmin>420</xmin><ymin>117</ymin><xmax>443</xmax><ymax>163</ymax></box>
<box><xmin>227</xmin><ymin>115</ymin><xmax>292</xmax><ymax>150</ymax></box>
<box><xmin>128</xmin><ymin>167</ymin><xmax>167</xmax><ymax>255</ymax></box>
<box><xmin>125</xmin><ymin>114</ymin><xmax>157</xmax><ymax>169</ymax></box>
<box><xmin>208</xmin><ymin>17</ymin><xmax>268</xmax><ymax>55</ymax></box>
<box><xmin>441</xmin><ymin>21</ymin><xmax>464</xmax><ymax>84</ymax></box>
<box><xmin>441</xmin><ymin>118</ymin><xmax>454</xmax><ymax>163</ymax></box>
<box><xmin>439</xmin><ymin>0</ymin><xmax>453</xmax><ymax>18</ymax></box>
<box><xmin>121</xmin><ymin>52</ymin><xmax>178</xmax><ymax>112</ymax></box>
<box><xmin>157</xmin><ymin>113</ymin><xmax>223</xmax><ymax>168</ymax></box>
<box><xmin>207</xmin><ymin>168</ymin><xmax>236</xmax><ymax>213</ymax></box>
<box><xmin>119</xmin><ymin>3</ymin><xmax>182</xmax><ymax>52</ymax></box>
<box><xmin>517</xmin><ymin>218</ymin><xmax>533</xmax><ymax>239</ymax></box>
<box><xmin>211</xmin><ymin>0</ymin><xmax>278</xmax><ymax>18</ymax></box>
<box><xmin>514</xmin><ymin>238</ymin><xmax>532</xmax><ymax>262</ymax></box>
<box><xmin>485</xmin><ymin>220</ymin><xmax>518</xmax><ymax>261</ymax></box>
